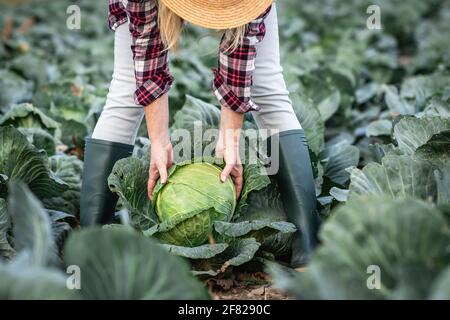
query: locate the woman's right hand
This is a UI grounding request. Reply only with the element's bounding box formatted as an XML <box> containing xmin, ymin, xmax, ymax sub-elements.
<box><xmin>148</xmin><ymin>141</ymin><xmax>173</xmax><ymax>200</ymax></box>
<box><xmin>143</xmin><ymin>92</ymin><xmax>172</xmax><ymax>200</ymax></box>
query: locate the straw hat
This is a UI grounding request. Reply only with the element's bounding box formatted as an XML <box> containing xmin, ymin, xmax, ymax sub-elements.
<box><xmin>159</xmin><ymin>0</ymin><xmax>274</xmax><ymax>30</ymax></box>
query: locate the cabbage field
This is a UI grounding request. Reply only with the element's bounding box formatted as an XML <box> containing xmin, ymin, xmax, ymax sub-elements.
<box><xmin>1</xmin><ymin>0</ymin><xmax>450</xmax><ymax>300</ymax></box>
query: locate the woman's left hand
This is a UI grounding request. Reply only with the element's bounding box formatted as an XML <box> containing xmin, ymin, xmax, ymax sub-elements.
<box><xmin>216</xmin><ymin>107</ymin><xmax>245</xmax><ymax>199</ymax></box>
<box><xmin>216</xmin><ymin>133</ymin><xmax>243</xmax><ymax>199</ymax></box>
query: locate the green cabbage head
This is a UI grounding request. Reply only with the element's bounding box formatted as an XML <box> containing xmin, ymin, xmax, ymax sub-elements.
<box><xmin>151</xmin><ymin>162</ymin><xmax>236</xmax><ymax>247</ymax></box>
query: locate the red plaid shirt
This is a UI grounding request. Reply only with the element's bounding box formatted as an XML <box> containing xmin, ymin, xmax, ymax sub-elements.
<box><xmin>108</xmin><ymin>0</ymin><xmax>271</xmax><ymax>113</ymax></box>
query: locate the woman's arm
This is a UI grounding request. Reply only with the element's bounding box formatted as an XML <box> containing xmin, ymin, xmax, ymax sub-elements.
<box><xmin>145</xmin><ymin>93</ymin><xmax>173</xmax><ymax>200</ymax></box>
<box><xmin>214</xmin><ymin>5</ymin><xmax>272</xmax><ymax>198</ymax></box>
<box><xmin>216</xmin><ymin>107</ymin><xmax>244</xmax><ymax>199</ymax></box>
<box><xmin>126</xmin><ymin>0</ymin><xmax>174</xmax><ymax>107</ymax></box>
<box><xmin>124</xmin><ymin>1</ymin><xmax>174</xmax><ymax>198</ymax></box>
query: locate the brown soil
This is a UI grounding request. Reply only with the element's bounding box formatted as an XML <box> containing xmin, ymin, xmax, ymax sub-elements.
<box><xmin>205</xmin><ymin>272</ymin><xmax>294</xmax><ymax>300</ymax></box>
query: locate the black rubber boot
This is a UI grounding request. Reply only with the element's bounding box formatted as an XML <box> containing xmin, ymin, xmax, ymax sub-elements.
<box><xmin>80</xmin><ymin>138</ymin><xmax>134</xmax><ymax>226</ymax></box>
<box><xmin>269</xmin><ymin>129</ymin><xmax>320</xmax><ymax>267</ymax></box>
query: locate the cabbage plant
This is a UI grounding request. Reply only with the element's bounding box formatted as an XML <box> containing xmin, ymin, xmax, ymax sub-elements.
<box><xmin>150</xmin><ymin>162</ymin><xmax>236</xmax><ymax>247</ymax></box>
<box><xmin>268</xmin><ymin>196</ymin><xmax>450</xmax><ymax>300</ymax></box>
<box><xmin>108</xmin><ymin>147</ymin><xmax>297</xmax><ymax>275</ymax></box>
<box><xmin>0</xmin><ymin>182</ymin><xmax>209</xmax><ymax>300</ymax></box>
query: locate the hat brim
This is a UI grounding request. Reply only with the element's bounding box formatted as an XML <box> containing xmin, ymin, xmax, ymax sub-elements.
<box><xmin>160</xmin><ymin>0</ymin><xmax>274</xmax><ymax>30</ymax></box>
